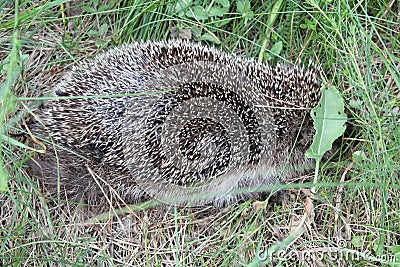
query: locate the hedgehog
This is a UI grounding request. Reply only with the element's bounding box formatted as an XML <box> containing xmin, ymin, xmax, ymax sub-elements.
<box><xmin>28</xmin><ymin>39</ymin><xmax>321</xmax><ymax>207</ymax></box>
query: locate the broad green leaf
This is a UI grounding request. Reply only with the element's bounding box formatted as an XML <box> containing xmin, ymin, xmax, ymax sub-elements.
<box><xmin>98</xmin><ymin>4</ymin><xmax>110</xmax><ymax>12</ymax></box>
<box><xmin>349</xmin><ymin>98</ymin><xmax>363</xmax><ymax>109</ymax></box>
<box><xmin>209</xmin><ymin>6</ymin><xmax>228</xmax><ymax>17</ymax></box>
<box><xmin>243</xmin><ymin>10</ymin><xmax>254</xmax><ymax>19</ymax></box>
<box><xmin>187</xmin><ymin>5</ymin><xmax>209</xmax><ymax>20</ymax></box>
<box><xmin>236</xmin><ymin>0</ymin><xmax>251</xmax><ymax>14</ymax></box>
<box><xmin>191</xmin><ymin>26</ymin><xmax>202</xmax><ymax>37</ymax></box>
<box><xmin>270</xmin><ymin>41</ymin><xmax>283</xmax><ymax>56</ymax></box>
<box><xmin>198</xmin><ymin>33</ymin><xmax>221</xmax><ymax>44</ymax></box>
<box><xmin>388</xmin><ymin>245</ymin><xmax>400</xmax><ymax>254</ymax></box>
<box><xmin>351</xmin><ymin>235</ymin><xmax>365</xmax><ymax>248</ymax></box>
<box><xmin>87</xmin><ymin>29</ymin><xmax>99</xmax><ymax>36</ymax></box>
<box><xmin>394</xmin><ymin>252</ymin><xmax>400</xmax><ymax>264</ymax></box>
<box><xmin>99</xmin><ymin>23</ymin><xmax>108</xmax><ymax>35</ymax></box>
<box><xmin>216</xmin><ymin>0</ymin><xmax>230</xmax><ymax>8</ymax></box>
<box><xmin>175</xmin><ymin>0</ymin><xmax>193</xmax><ymax>14</ymax></box>
<box><xmin>305</xmin><ymin>86</ymin><xmax>347</xmax><ymax>161</ymax></box>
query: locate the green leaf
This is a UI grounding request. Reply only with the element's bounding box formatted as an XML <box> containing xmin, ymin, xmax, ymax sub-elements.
<box><xmin>305</xmin><ymin>86</ymin><xmax>347</xmax><ymax>161</ymax></box>
<box><xmin>394</xmin><ymin>253</ymin><xmax>400</xmax><ymax>265</ymax></box>
<box><xmin>175</xmin><ymin>0</ymin><xmax>193</xmax><ymax>13</ymax></box>
<box><xmin>389</xmin><ymin>245</ymin><xmax>400</xmax><ymax>254</ymax></box>
<box><xmin>209</xmin><ymin>6</ymin><xmax>228</xmax><ymax>17</ymax></box>
<box><xmin>87</xmin><ymin>29</ymin><xmax>99</xmax><ymax>36</ymax></box>
<box><xmin>270</xmin><ymin>41</ymin><xmax>283</xmax><ymax>56</ymax></box>
<box><xmin>191</xmin><ymin>26</ymin><xmax>202</xmax><ymax>37</ymax></box>
<box><xmin>216</xmin><ymin>0</ymin><xmax>230</xmax><ymax>8</ymax></box>
<box><xmin>349</xmin><ymin>98</ymin><xmax>363</xmax><ymax>109</ymax></box>
<box><xmin>300</xmin><ymin>23</ymin><xmax>308</xmax><ymax>29</ymax></box>
<box><xmin>373</xmin><ymin>237</ymin><xmax>384</xmax><ymax>254</ymax></box>
<box><xmin>187</xmin><ymin>5</ymin><xmax>209</xmax><ymax>20</ymax></box>
<box><xmin>198</xmin><ymin>33</ymin><xmax>221</xmax><ymax>44</ymax></box>
<box><xmin>98</xmin><ymin>4</ymin><xmax>109</xmax><ymax>12</ymax></box>
<box><xmin>214</xmin><ymin>17</ymin><xmax>232</xmax><ymax>27</ymax></box>
<box><xmin>99</xmin><ymin>23</ymin><xmax>108</xmax><ymax>35</ymax></box>
<box><xmin>236</xmin><ymin>0</ymin><xmax>251</xmax><ymax>14</ymax></box>
<box><xmin>0</xmin><ymin>168</ymin><xmax>8</xmax><ymax>192</ymax></box>
<box><xmin>351</xmin><ymin>235</ymin><xmax>364</xmax><ymax>248</ymax></box>
<box><xmin>244</xmin><ymin>10</ymin><xmax>254</xmax><ymax>19</ymax></box>
<box><xmin>352</xmin><ymin>150</ymin><xmax>368</xmax><ymax>163</ymax></box>
<box><xmin>81</xmin><ymin>6</ymin><xmax>97</xmax><ymax>13</ymax></box>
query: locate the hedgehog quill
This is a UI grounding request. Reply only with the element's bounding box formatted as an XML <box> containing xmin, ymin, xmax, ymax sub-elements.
<box><xmin>28</xmin><ymin>40</ymin><xmax>321</xmax><ymax>207</ymax></box>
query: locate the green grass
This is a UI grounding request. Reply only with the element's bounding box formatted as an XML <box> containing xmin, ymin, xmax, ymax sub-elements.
<box><xmin>1</xmin><ymin>0</ymin><xmax>399</xmax><ymax>266</ymax></box>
